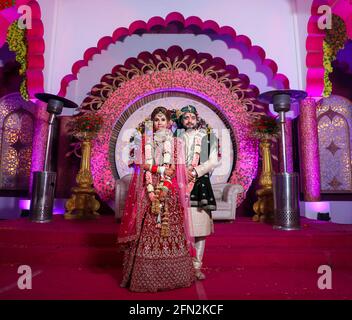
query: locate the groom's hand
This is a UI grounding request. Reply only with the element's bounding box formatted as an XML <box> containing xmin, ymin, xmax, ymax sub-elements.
<box><xmin>187</xmin><ymin>168</ymin><xmax>196</xmax><ymax>182</ymax></box>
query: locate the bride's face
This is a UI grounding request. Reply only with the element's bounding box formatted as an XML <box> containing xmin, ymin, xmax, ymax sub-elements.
<box><xmin>153</xmin><ymin>113</ymin><xmax>168</xmax><ymax>131</ymax></box>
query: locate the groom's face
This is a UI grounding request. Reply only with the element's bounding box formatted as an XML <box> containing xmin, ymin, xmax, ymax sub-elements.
<box><xmin>182</xmin><ymin>112</ymin><xmax>197</xmax><ymax>130</ymax></box>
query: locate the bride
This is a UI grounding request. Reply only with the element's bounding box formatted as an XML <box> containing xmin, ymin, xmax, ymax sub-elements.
<box><xmin>117</xmin><ymin>106</ymin><xmax>195</xmax><ymax>292</ymax></box>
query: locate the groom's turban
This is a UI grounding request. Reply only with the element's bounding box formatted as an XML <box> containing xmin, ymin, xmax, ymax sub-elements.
<box><xmin>180</xmin><ymin>105</ymin><xmax>198</xmax><ymax>115</ymax></box>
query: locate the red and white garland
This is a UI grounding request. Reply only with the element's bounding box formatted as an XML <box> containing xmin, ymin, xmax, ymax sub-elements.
<box><xmin>144</xmin><ymin>121</ymin><xmax>173</xmax><ymax>195</ymax></box>
<box><xmin>186</xmin><ymin>129</ymin><xmax>203</xmax><ymax>192</ymax></box>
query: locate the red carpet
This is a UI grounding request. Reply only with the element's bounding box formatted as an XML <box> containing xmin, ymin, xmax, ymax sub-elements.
<box><xmin>0</xmin><ymin>215</ymin><xmax>351</xmax><ymax>300</ymax></box>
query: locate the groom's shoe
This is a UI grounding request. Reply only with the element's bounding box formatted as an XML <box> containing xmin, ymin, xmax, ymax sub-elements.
<box><xmin>193</xmin><ymin>257</ymin><xmax>206</xmax><ymax>280</ymax></box>
<box><xmin>195</xmin><ymin>268</ymin><xmax>206</xmax><ymax>280</ymax></box>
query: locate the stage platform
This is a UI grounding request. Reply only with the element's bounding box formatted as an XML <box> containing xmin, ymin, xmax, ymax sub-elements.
<box><xmin>0</xmin><ymin>215</ymin><xmax>351</xmax><ymax>300</ymax></box>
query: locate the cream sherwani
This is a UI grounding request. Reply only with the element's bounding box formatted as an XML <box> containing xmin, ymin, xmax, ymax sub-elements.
<box><xmin>180</xmin><ymin>129</ymin><xmax>219</xmax><ymax>237</ymax></box>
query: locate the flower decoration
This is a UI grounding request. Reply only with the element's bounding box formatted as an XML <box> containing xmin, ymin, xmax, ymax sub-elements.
<box><xmin>7</xmin><ymin>20</ymin><xmax>28</xmax><ymax>100</ymax></box>
<box><xmin>251</xmin><ymin>115</ymin><xmax>279</xmax><ymax>141</ymax></box>
<box><xmin>171</xmin><ymin>109</ymin><xmax>183</xmax><ymax>122</ymax></box>
<box><xmin>323</xmin><ymin>14</ymin><xmax>348</xmax><ymax>97</ymax></box>
<box><xmin>67</xmin><ymin>112</ymin><xmax>103</xmax><ymax>140</ymax></box>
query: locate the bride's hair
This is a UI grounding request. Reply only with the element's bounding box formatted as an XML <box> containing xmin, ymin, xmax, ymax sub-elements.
<box><xmin>151</xmin><ymin>106</ymin><xmax>171</xmax><ymax>122</ymax></box>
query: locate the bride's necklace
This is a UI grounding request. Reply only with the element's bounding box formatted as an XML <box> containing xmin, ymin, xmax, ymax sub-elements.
<box><xmin>145</xmin><ymin>129</ymin><xmax>172</xmax><ymax>165</ymax></box>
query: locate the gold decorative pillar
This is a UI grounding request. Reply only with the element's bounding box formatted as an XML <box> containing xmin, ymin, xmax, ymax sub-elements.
<box><xmin>253</xmin><ymin>139</ymin><xmax>274</xmax><ymax>223</ymax></box>
<box><xmin>64</xmin><ymin>133</ymin><xmax>100</xmax><ymax>219</ymax></box>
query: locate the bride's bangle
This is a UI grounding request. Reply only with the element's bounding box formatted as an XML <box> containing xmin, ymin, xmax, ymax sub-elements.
<box><xmin>162</xmin><ymin>180</ymin><xmax>172</xmax><ymax>190</ymax></box>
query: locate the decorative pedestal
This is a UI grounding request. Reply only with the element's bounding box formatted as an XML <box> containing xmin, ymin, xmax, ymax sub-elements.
<box><xmin>64</xmin><ymin>134</ymin><xmax>100</xmax><ymax>219</ymax></box>
<box><xmin>253</xmin><ymin>139</ymin><xmax>274</xmax><ymax>223</ymax></box>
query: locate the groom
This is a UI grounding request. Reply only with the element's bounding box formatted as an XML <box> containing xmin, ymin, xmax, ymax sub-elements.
<box><xmin>177</xmin><ymin>105</ymin><xmax>219</xmax><ymax>280</ymax></box>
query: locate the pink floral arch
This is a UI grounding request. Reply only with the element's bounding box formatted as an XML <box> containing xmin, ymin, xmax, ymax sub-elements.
<box><xmin>306</xmin><ymin>0</ymin><xmax>352</xmax><ymax>96</ymax></box>
<box><xmin>58</xmin><ymin>11</ymin><xmax>290</xmax><ymax>97</ymax></box>
<box><xmin>86</xmin><ymin>47</ymin><xmax>263</xmax><ymax>205</ymax></box>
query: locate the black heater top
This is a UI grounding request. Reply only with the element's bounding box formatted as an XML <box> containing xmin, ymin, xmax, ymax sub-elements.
<box><xmin>258</xmin><ymin>89</ymin><xmax>307</xmax><ymax>112</ymax></box>
<box><xmin>35</xmin><ymin>93</ymin><xmax>78</xmax><ymax>115</ymax></box>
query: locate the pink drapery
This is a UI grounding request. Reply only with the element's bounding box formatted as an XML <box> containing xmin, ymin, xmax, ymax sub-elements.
<box><xmin>117</xmin><ymin>163</ymin><xmax>146</xmax><ymax>243</ymax></box>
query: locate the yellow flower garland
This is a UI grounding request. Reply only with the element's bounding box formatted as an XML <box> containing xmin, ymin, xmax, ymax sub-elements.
<box><xmin>323</xmin><ymin>14</ymin><xmax>347</xmax><ymax>97</ymax></box>
<box><xmin>6</xmin><ymin>20</ymin><xmax>29</xmax><ymax>101</ymax></box>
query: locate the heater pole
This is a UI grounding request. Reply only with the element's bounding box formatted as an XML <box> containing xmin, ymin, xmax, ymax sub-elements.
<box><xmin>258</xmin><ymin>90</ymin><xmax>307</xmax><ymax>231</ymax></box>
<box><xmin>29</xmin><ymin>94</ymin><xmax>78</xmax><ymax>223</ymax></box>
<box><xmin>279</xmin><ymin>111</ymin><xmax>287</xmax><ymax>173</ymax></box>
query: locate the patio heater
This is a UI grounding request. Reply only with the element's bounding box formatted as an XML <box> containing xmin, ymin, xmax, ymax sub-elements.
<box><xmin>258</xmin><ymin>90</ymin><xmax>307</xmax><ymax>230</ymax></box>
<box><xmin>29</xmin><ymin>93</ymin><xmax>78</xmax><ymax>223</ymax></box>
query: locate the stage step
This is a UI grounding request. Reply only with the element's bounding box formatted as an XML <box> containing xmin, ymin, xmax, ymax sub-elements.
<box><xmin>1</xmin><ymin>217</ymin><xmax>352</xmax><ymax>249</ymax></box>
<box><xmin>1</xmin><ymin>243</ymin><xmax>352</xmax><ymax>269</ymax></box>
<box><xmin>1</xmin><ymin>217</ymin><xmax>352</xmax><ymax>271</ymax></box>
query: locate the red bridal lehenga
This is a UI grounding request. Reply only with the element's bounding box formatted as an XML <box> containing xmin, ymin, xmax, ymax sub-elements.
<box><xmin>117</xmin><ymin>131</ymin><xmax>195</xmax><ymax>292</ymax></box>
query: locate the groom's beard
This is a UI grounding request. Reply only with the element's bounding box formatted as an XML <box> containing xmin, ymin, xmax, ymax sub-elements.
<box><xmin>183</xmin><ymin>123</ymin><xmax>197</xmax><ymax>130</ymax></box>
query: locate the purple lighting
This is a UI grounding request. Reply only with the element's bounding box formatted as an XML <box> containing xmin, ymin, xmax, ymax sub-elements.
<box><xmin>20</xmin><ymin>199</ymin><xmax>66</xmax><ymax>215</ymax></box>
<box><xmin>19</xmin><ymin>199</ymin><xmax>30</xmax><ymax>210</ymax></box>
<box><xmin>53</xmin><ymin>209</ymin><xmax>65</xmax><ymax>215</ymax></box>
<box><xmin>308</xmin><ymin>201</ymin><xmax>330</xmax><ymax>213</ymax></box>
<box><xmin>303</xmin><ymin>201</ymin><xmax>331</xmax><ymax>220</ymax></box>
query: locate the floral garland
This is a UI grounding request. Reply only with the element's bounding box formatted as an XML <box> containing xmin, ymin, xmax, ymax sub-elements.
<box><xmin>323</xmin><ymin>14</ymin><xmax>348</xmax><ymax>97</ymax></box>
<box><xmin>6</xmin><ymin>20</ymin><xmax>29</xmax><ymax>101</ymax></box>
<box><xmin>144</xmin><ymin>121</ymin><xmax>174</xmax><ymax>237</ymax></box>
<box><xmin>186</xmin><ymin>129</ymin><xmax>203</xmax><ymax>193</ymax></box>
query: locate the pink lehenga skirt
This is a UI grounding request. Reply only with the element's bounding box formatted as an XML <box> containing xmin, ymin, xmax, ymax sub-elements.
<box><xmin>120</xmin><ymin>177</ymin><xmax>196</xmax><ymax>292</ymax></box>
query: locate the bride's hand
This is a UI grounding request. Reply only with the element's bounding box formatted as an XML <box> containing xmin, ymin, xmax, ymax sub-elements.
<box><xmin>148</xmin><ymin>192</ymin><xmax>157</xmax><ymax>202</ymax></box>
